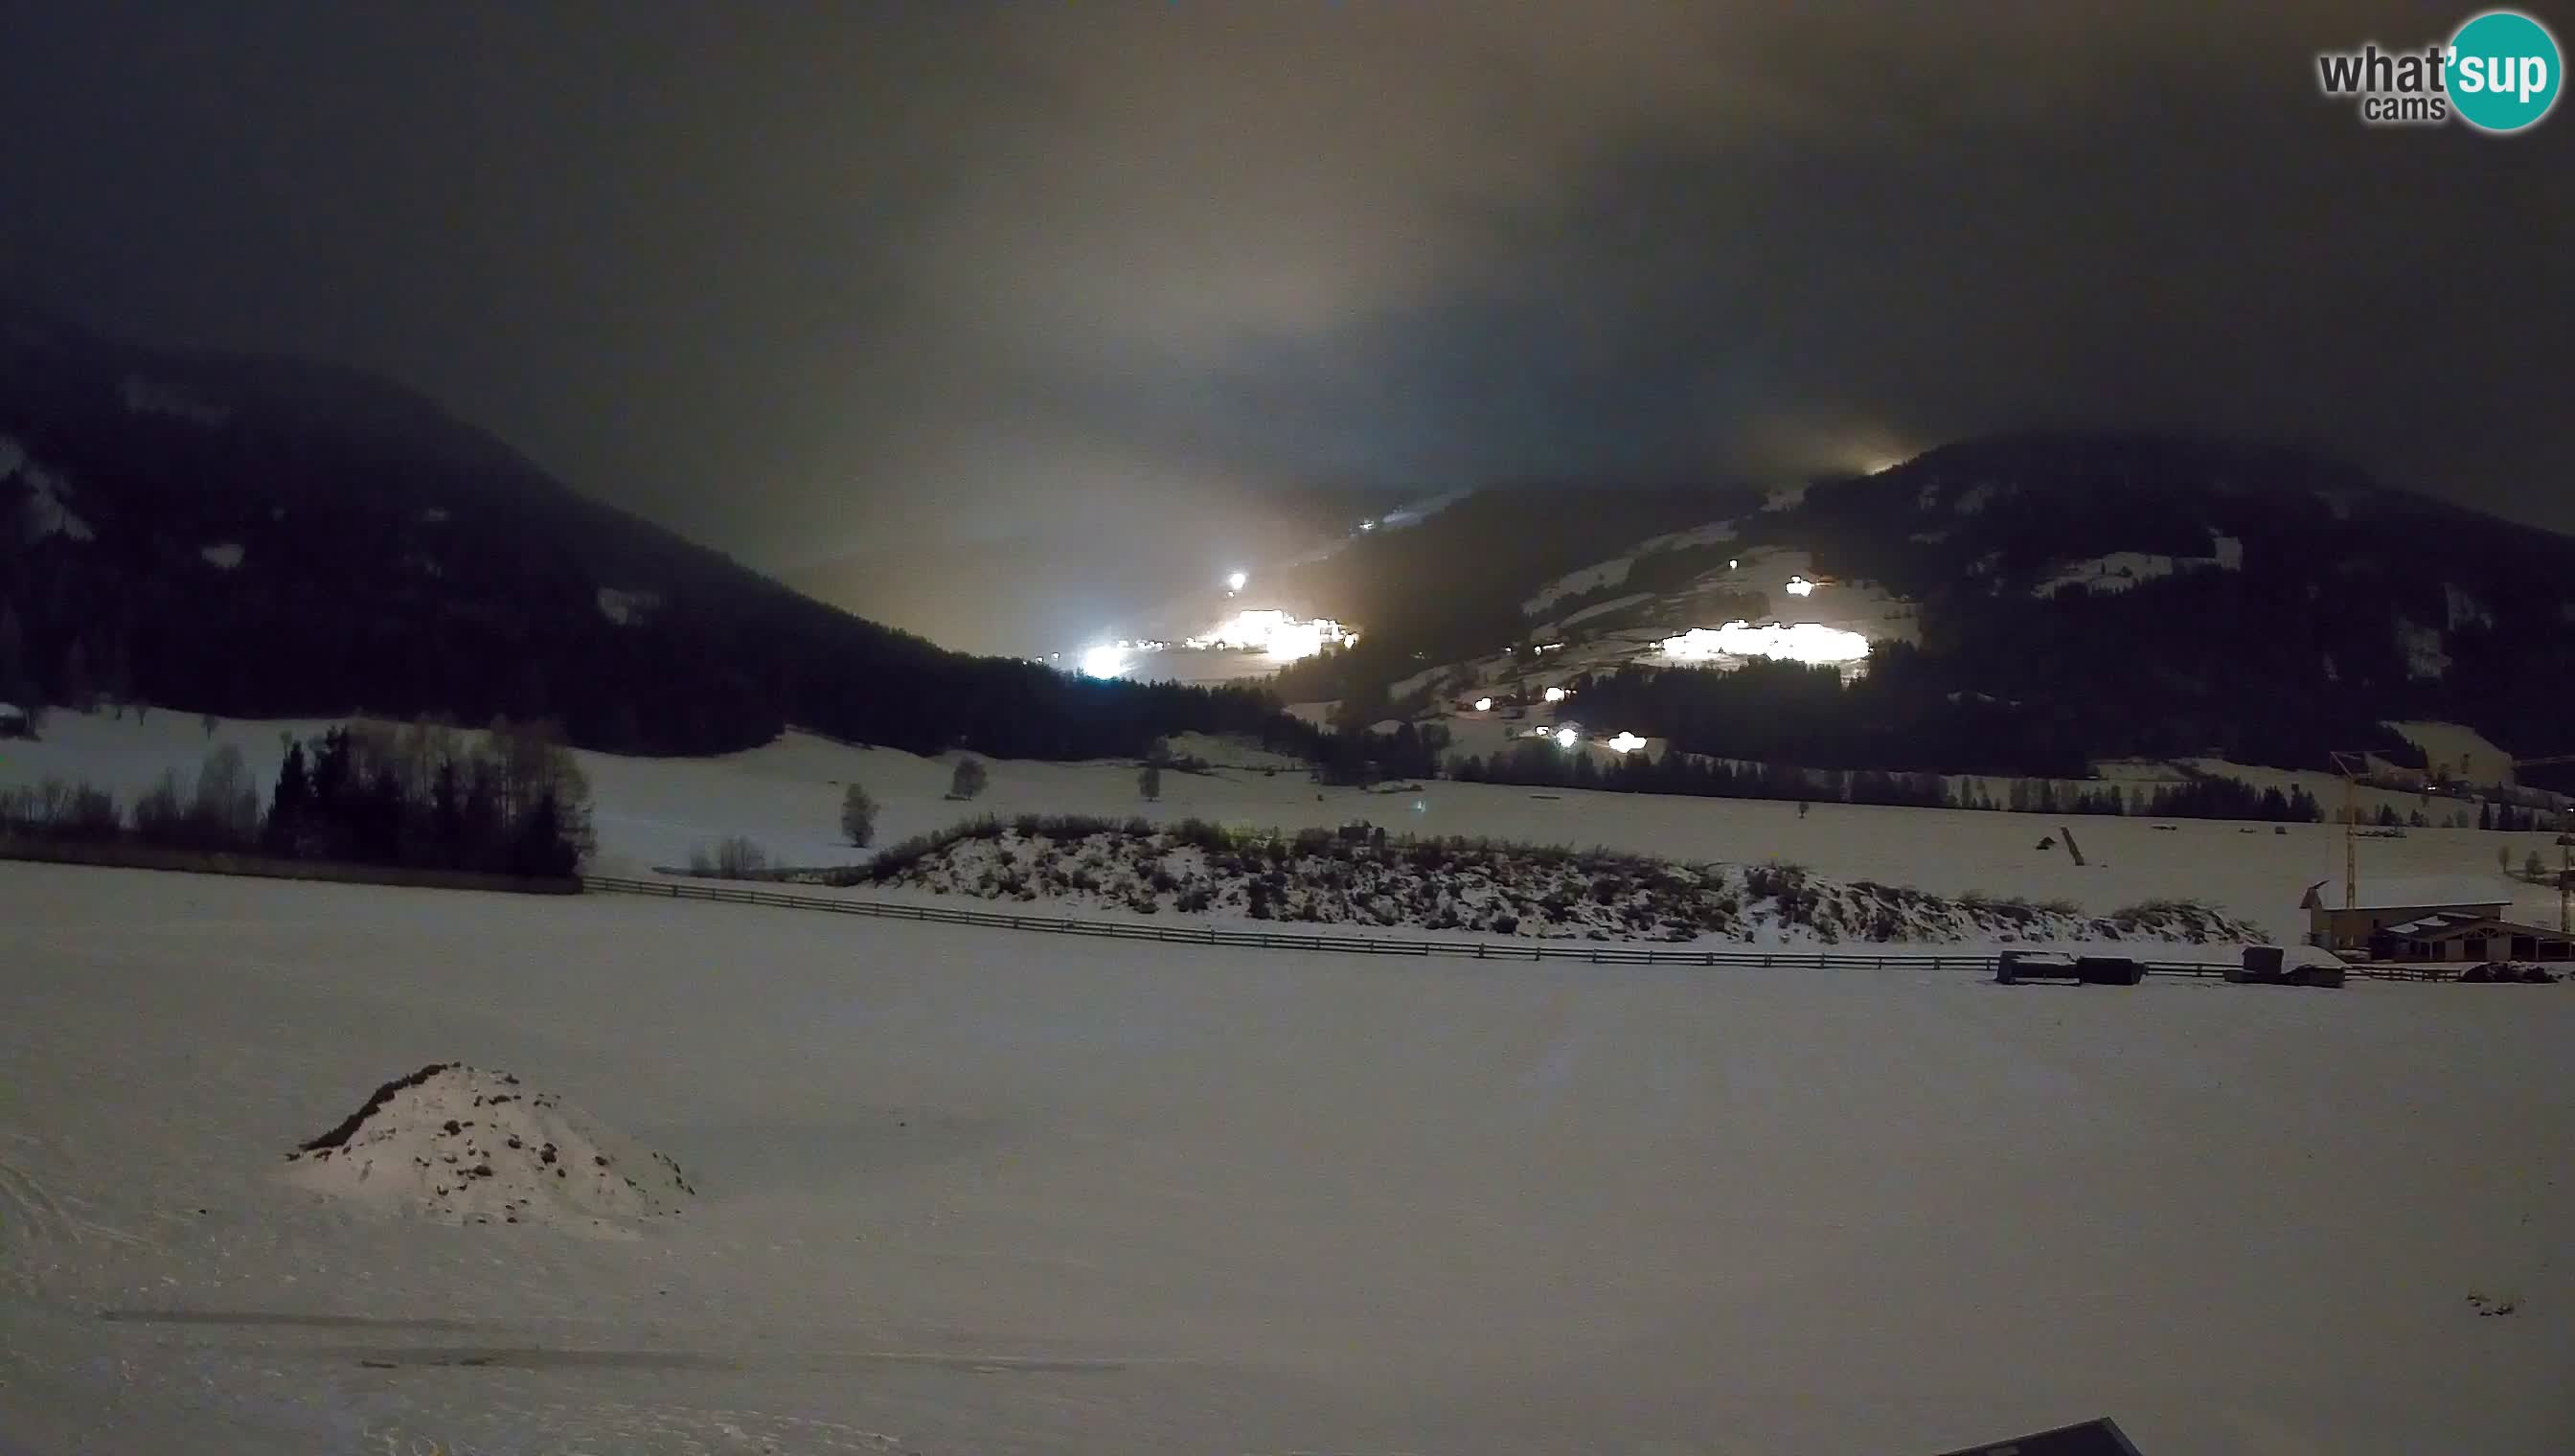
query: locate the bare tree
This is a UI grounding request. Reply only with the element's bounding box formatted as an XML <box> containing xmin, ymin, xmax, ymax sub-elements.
<box><xmin>193</xmin><ymin>743</ymin><xmax>262</xmax><ymax>845</ymax></box>
<box><xmin>695</xmin><ymin>835</ymin><xmax>767</xmax><ymax>877</ymax></box>
<box><xmin>948</xmin><ymin>757</ymin><xmax>988</xmax><ymax>801</ymax></box>
<box><xmin>1138</xmin><ymin>761</ymin><xmax>1162</xmax><ymax>802</ymax></box>
<box><xmin>840</xmin><ymin>782</ymin><xmax>878</xmax><ymax>848</ymax></box>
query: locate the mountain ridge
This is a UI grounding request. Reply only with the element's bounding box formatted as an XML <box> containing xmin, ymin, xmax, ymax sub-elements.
<box><xmin>1272</xmin><ymin>432</ymin><xmax>2575</xmax><ymax>784</ymax></box>
<box><xmin>0</xmin><ymin>303</ymin><xmax>1288</xmax><ymax>759</ymax></box>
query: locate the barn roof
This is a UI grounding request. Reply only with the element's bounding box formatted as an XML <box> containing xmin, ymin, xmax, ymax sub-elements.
<box><xmin>2386</xmin><ymin>915</ymin><xmax>2569</xmax><ymax>943</ymax></box>
<box><xmin>2299</xmin><ymin>876</ymin><xmax>2513</xmax><ymax>911</ymax></box>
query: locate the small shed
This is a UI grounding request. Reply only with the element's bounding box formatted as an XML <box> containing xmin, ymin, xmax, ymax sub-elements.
<box><xmin>2299</xmin><ymin>876</ymin><xmax>2509</xmax><ymax>951</ymax></box>
<box><xmin>0</xmin><ymin>702</ymin><xmax>29</xmax><ymax>739</ymax></box>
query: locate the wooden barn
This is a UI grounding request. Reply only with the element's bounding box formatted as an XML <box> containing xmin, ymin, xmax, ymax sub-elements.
<box><xmin>2300</xmin><ymin>876</ymin><xmax>2571</xmax><ymax>962</ymax></box>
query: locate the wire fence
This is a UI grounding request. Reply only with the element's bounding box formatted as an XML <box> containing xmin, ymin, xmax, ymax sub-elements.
<box><xmin>580</xmin><ymin>874</ymin><xmax>2442</xmax><ymax>980</ymax></box>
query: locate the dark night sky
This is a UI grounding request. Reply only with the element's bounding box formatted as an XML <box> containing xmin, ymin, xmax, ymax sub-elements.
<box><xmin>3</xmin><ymin>2</ymin><xmax>2568</xmax><ymax>652</ymax></box>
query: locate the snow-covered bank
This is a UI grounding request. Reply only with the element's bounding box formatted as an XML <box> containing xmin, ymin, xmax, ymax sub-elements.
<box><xmin>2</xmin><ymin>862</ymin><xmax>2568</xmax><ymax>1454</ymax></box>
<box><xmin>858</xmin><ymin>818</ymin><xmax>2259</xmax><ymax>944</ymax></box>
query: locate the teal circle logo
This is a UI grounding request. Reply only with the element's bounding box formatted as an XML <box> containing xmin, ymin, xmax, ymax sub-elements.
<box><xmin>2449</xmin><ymin>10</ymin><xmax>2562</xmax><ymax>131</ymax></box>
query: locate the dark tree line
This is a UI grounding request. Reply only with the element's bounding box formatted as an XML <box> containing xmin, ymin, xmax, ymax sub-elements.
<box><xmin>262</xmin><ymin>719</ymin><xmax>592</xmax><ymax>876</ymax></box>
<box><xmin>0</xmin><ymin>717</ymin><xmax>593</xmax><ymax>877</ymax></box>
<box><xmin>1259</xmin><ymin>715</ymin><xmax>1449</xmax><ymax>785</ymax></box>
<box><xmin>1452</xmin><ymin>739</ymin><xmax>1950</xmax><ymax>808</ymax></box>
<box><xmin>1451</xmin><ymin>738</ymin><xmax>2328</xmax><ymax>823</ymax></box>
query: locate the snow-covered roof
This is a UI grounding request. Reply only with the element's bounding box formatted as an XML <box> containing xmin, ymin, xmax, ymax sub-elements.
<box><xmin>0</xmin><ymin>701</ymin><xmax>24</xmax><ymax>718</ymax></box>
<box><xmin>2384</xmin><ymin>913</ymin><xmax>2564</xmax><ymax>942</ymax></box>
<box><xmin>2381</xmin><ymin>912</ymin><xmax>2485</xmax><ymax>936</ymax></box>
<box><xmin>2300</xmin><ymin>876</ymin><xmax>2511</xmax><ymax>911</ymax></box>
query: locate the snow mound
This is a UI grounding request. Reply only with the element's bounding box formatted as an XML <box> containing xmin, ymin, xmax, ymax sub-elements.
<box><xmin>283</xmin><ymin>1063</ymin><xmax>694</xmax><ymax>1237</ymax></box>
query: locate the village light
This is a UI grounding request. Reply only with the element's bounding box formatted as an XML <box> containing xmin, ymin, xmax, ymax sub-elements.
<box><xmin>1542</xmin><ymin>686</ymin><xmax>1567</xmax><ymax>703</ymax></box>
<box><xmin>1079</xmin><ymin>644</ymin><xmax>1128</xmax><ymax>678</ymax></box>
<box><xmin>1554</xmin><ymin>727</ymin><xmax>1579</xmax><ymax>749</ymax></box>
<box><xmin>1786</xmin><ymin>575</ymin><xmax>1816</xmax><ymax>597</ymax></box>
<box><xmin>1473</xmin><ymin>696</ymin><xmax>1493</xmax><ymax>712</ymax></box>
<box><xmin>1607</xmin><ymin>731</ymin><xmax>1647</xmax><ymax>754</ymax></box>
<box><xmin>1225</xmin><ymin>570</ymin><xmax>1247</xmax><ymax>593</ymax></box>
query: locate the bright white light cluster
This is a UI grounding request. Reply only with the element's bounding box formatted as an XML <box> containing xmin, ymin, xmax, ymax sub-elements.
<box><xmin>1184</xmin><ymin>610</ymin><xmax>1359</xmax><ymax>661</ymax></box>
<box><xmin>1785</xmin><ymin>575</ymin><xmax>1816</xmax><ymax>597</ymax></box>
<box><xmin>1541</xmin><ymin>686</ymin><xmax>1567</xmax><ymax>703</ymax></box>
<box><xmin>1659</xmin><ymin>622</ymin><xmax>1871</xmax><ymax>666</ymax></box>
<box><xmin>1076</xmin><ymin>637</ymin><xmax>1173</xmax><ymax>677</ymax></box>
<box><xmin>1473</xmin><ymin>696</ymin><xmax>1494</xmax><ymax>712</ymax></box>
<box><xmin>1606</xmin><ymin>731</ymin><xmax>1647</xmax><ymax>754</ymax></box>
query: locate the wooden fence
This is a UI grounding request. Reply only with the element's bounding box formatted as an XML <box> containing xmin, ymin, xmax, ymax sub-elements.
<box><xmin>581</xmin><ymin>874</ymin><xmax>2447</xmax><ymax>981</ymax></box>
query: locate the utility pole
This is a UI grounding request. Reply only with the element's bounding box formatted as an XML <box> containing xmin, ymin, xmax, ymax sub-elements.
<box><xmin>2558</xmin><ymin>826</ymin><xmax>2573</xmax><ymax>935</ymax></box>
<box><xmin>2328</xmin><ymin>750</ymin><xmax>2372</xmax><ymax>913</ymax></box>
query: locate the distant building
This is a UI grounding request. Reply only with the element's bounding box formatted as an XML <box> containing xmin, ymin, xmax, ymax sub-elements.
<box><xmin>2300</xmin><ymin>876</ymin><xmax>2570</xmax><ymax>962</ymax></box>
<box><xmin>2368</xmin><ymin>912</ymin><xmax>2572</xmax><ymax>965</ymax></box>
<box><xmin>0</xmin><ymin>702</ymin><xmax>28</xmax><ymax>739</ymax></box>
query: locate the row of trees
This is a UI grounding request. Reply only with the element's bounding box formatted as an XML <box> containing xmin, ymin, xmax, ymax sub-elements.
<box><xmin>1449</xmin><ymin>739</ymin><xmax>2334</xmax><ymax>823</ymax></box>
<box><xmin>1453</xmin><ymin>739</ymin><xmax>1953</xmax><ymax>808</ymax></box>
<box><xmin>0</xmin><ymin>717</ymin><xmax>594</xmax><ymax>878</ymax></box>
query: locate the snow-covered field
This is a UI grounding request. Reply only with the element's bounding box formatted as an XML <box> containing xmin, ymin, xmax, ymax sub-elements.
<box><xmin>4</xmin><ymin>861</ymin><xmax>2569</xmax><ymax>1454</ymax></box>
<box><xmin>7</xmin><ymin>710</ymin><xmax>2570</xmax><ymax>943</ymax></box>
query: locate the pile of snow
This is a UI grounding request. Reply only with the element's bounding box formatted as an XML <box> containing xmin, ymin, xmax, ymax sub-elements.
<box><xmin>282</xmin><ymin>1063</ymin><xmax>694</xmax><ymax>1237</ymax></box>
<box><xmin>866</xmin><ymin>821</ymin><xmax>2261</xmax><ymax>945</ymax></box>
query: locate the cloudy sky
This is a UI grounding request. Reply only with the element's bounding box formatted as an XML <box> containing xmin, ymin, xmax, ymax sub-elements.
<box><xmin>4</xmin><ymin>2</ymin><xmax>2568</xmax><ymax>651</ymax></box>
